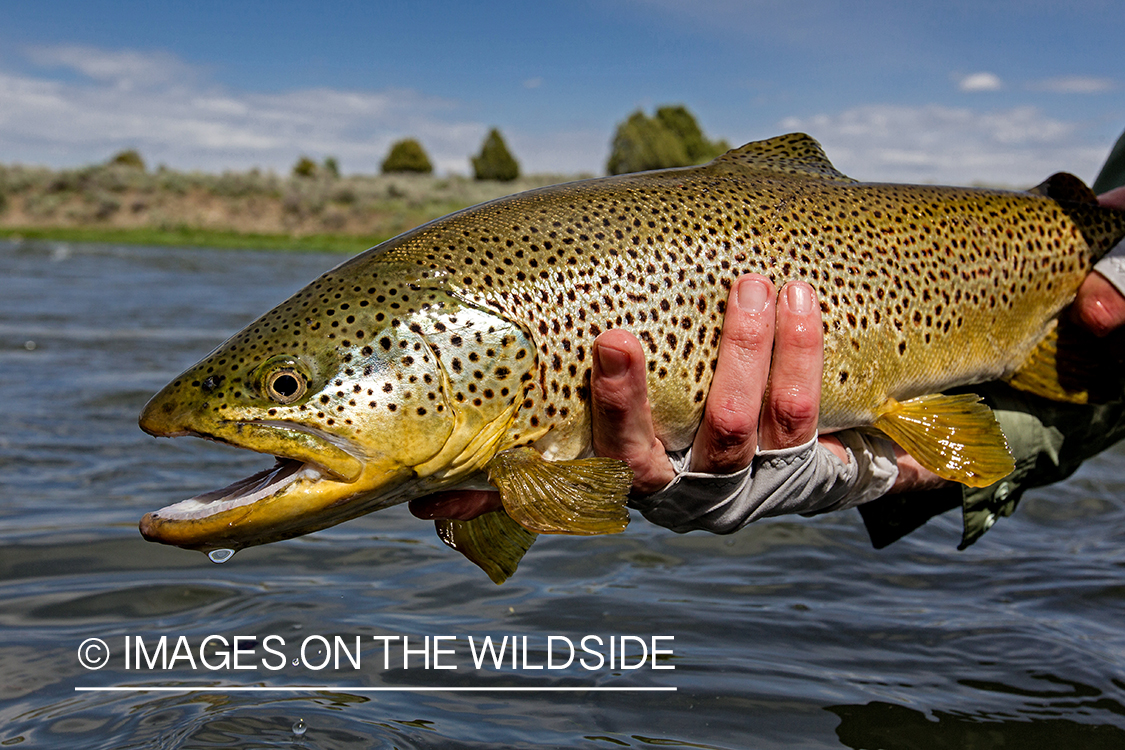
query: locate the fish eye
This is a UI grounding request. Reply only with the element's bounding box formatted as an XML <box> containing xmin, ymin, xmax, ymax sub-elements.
<box><xmin>266</xmin><ymin>369</ymin><xmax>306</xmax><ymax>403</ymax></box>
<box><xmin>255</xmin><ymin>355</ymin><xmax>312</xmax><ymax>404</ymax></box>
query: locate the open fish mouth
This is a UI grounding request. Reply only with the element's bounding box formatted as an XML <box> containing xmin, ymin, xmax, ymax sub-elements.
<box><xmin>143</xmin><ymin>458</ymin><xmax>322</xmax><ymax>524</ymax></box>
<box><xmin>137</xmin><ymin>416</ymin><xmax>382</xmax><ymax>550</ymax></box>
<box><xmin>137</xmin><ymin>410</ymin><xmax>432</xmax><ymax>553</ymax></box>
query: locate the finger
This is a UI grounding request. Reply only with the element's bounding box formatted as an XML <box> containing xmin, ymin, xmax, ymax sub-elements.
<box><xmin>1072</xmin><ymin>271</ymin><xmax>1125</xmax><ymax>336</ymax></box>
<box><xmin>758</xmin><ymin>280</ymin><xmax>823</xmax><ymax>450</ymax></box>
<box><xmin>409</xmin><ymin>491</ymin><xmax>503</xmax><ymax>521</ymax></box>
<box><xmin>591</xmin><ymin>330</ymin><xmax>675</xmax><ymax>495</ymax></box>
<box><xmin>1098</xmin><ymin>185</ymin><xmax>1125</xmax><ymax>211</ymax></box>
<box><xmin>691</xmin><ymin>274</ymin><xmax>775</xmax><ymax>473</ymax></box>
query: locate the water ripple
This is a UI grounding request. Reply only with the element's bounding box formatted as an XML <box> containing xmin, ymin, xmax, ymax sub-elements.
<box><xmin>3</xmin><ymin>243</ymin><xmax>1124</xmax><ymax>747</ymax></box>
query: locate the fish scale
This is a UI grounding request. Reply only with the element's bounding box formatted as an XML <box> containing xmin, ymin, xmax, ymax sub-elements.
<box><xmin>138</xmin><ymin>134</ymin><xmax>1125</xmax><ymax>582</ymax></box>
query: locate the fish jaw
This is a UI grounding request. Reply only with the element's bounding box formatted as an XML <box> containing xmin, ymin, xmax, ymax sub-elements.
<box><xmin>138</xmin><ymin>397</ymin><xmax>416</xmax><ymax>552</ymax></box>
<box><xmin>139</xmin><ymin>458</ymin><xmax>324</xmax><ymax>550</ymax></box>
<box><xmin>139</xmin><ymin>393</ymin><xmax>367</xmax><ymax>483</ymax></box>
<box><xmin>138</xmin><ymin>446</ymin><xmax>418</xmax><ymax>553</ymax></box>
<box><xmin>137</xmin><ymin>460</ymin><xmax>419</xmax><ymax>553</ymax></box>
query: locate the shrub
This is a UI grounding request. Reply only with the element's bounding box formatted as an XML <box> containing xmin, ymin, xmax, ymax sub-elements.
<box><xmin>606</xmin><ymin>105</ymin><xmax>728</xmax><ymax>175</ymax></box>
<box><xmin>472</xmin><ymin>128</ymin><xmax>520</xmax><ymax>182</ymax></box>
<box><xmin>323</xmin><ymin>156</ymin><xmax>340</xmax><ymax>178</ymax></box>
<box><xmin>381</xmin><ymin>139</ymin><xmax>433</xmax><ymax>174</ymax></box>
<box><xmin>94</xmin><ymin>163</ymin><xmax>147</xmax><ymax>193</ymax></box>
<box><xmin>606</xmin><ymin>111</ymin><xmax>690</xmax><ymax>175</ymax></box>
<box><xmin>331</xmin><ymin>183</ymin><xmax>357</xmax><ymax>205</ymax></box>
<box><xmin>155</xmin><ymin>169</ymin><xmax>192</xmax><ymax>196</ymax></box>
<box><xmin>109</xmin><ymin>149</ymin><xmax>146</xmax><ymax>170</ymax></box>
<box><xmin>92</xmin><ymin>191</ymin><xmax>121</xmax><ymax>220</ymax></box>
<box><xmin>292</xmin><ymin>156</ymin><xmax>318</xmax><ymax>178</ymax></box>
<box><xmin>654</xmin><ymin>106</ymin><xmax>729</xmax><ymax>163</ymax></box>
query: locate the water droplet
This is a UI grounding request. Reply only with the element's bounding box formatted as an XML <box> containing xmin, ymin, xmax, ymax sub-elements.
<box><xmin>292</xmin><ymin>719</ymin><xmax>307</xmax><ymax>736</ymax></box>
<box><xmin>208</xmin><ymin>548</ymin><xmax>236</xmax><ymax>564</ymax></box>
<box><xmin>24</xmin><ymin>340</ymin><xmax>37</xmax><ymax>351</ymax></box>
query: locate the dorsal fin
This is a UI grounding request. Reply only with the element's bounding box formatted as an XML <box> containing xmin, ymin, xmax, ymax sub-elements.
<box><xmin>709</xmin><ymin>133</ymin><xmax>856</xmax><ymax>183</ymax></box>
<box><xmin>1027</xmin><ymin>172</ymin><xmax>1099</xmax><ymax>204</ymax></box>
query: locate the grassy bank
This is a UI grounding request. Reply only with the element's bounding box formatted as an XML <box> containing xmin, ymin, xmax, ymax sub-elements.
<box><xmin>0</xmin><ymin>162</ymin><xmax>586</xmax><ymax>252</ymax></box>
<box><xmin>0</xmin><ymin>225</ymin><xmax>393</xmax><ymax>253</ymax></box>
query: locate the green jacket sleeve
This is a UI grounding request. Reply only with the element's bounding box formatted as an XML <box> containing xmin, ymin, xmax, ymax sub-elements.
<box><xmin>958</xmin><ymin>381</ymin><xmax>1125</xmax><ymax>546</ymax></box>
<box><xmin>1092</xmin><ymin>130</ymin><xmax>1125</xmax><ymax>195</ymax></box>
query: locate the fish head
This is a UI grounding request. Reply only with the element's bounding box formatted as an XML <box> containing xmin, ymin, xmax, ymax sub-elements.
<box><xmin>139</xmin><ymin>258</ymin><xmax>536</xmax><ymax>555</ymax></box>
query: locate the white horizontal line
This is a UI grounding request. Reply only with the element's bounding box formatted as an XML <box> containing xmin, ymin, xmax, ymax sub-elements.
<box><xmin>76</xmin><ymin>685</ymin><xmax>675</xmax><ymax>693</ymax></box>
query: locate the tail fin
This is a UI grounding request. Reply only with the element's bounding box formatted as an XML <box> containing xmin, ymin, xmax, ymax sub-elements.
<box><xmin>1030</xmin><ymin>172</ymin><xmax>1125</xmax><ymax>261</ymax></box>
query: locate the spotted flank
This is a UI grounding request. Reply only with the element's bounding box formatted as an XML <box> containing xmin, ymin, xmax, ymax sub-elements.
<box><xmin>139</xmin><ymin>133</ymin><xmax>1125</xmax><ymax>581</ymax></box>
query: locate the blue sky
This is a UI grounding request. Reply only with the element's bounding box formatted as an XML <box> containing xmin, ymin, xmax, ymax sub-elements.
<box><xmin>0</xmin><ymin>0</ymin><xmax>1121</xmax><ymax>186</ymax></box>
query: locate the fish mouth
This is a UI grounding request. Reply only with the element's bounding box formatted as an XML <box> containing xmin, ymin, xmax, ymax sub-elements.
<box><xmin>237</xmin><ymin>419</ymin><xmax>367</xmax><ymax>482</ymax></box>
<box><xmin>138</xmin><ymin>419</ymin><xmax>382</xmax><ymax>551</ymax></box>
<box><xmin>140</xmin><ymin>411</ymin><xmax>367</xmax><ymax>481</ymax></box>
<box><xmin>141</xmin><ymin>458</ymin><xmax>319</xmax><ymax>525</ymax></box>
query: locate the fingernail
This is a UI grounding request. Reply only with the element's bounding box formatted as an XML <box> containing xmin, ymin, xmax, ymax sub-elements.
<box><xmin>596</xmin><ymin>343</ymin><xmax>630</xmax><ymax>377</ymax></box>
<box><xmin>787</xmin><ymin>282</ymin><xmax>813</xmax><ymax>314</ymax></box>
<box><xmin>736</xmin><ymin>277</ymin><xmax>769</xmax><ymax>312</ymax></box>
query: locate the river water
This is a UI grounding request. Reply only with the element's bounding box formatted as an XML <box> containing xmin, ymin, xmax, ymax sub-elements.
<box><xmin>2</xmin><ymin>239</ymin><xmax>1124</xmax><ymax>748</ymax></box>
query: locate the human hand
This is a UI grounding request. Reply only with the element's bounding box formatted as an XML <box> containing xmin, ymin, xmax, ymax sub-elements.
<box><xmin>590</xmin><ymin>276</ymin><xmax>945</xmax><ymax>503</ymax></box>
<box><xmin>410</xmin><ymin>274</ymin><xmax>845</xmax><ymax>521</ymax></box>
<box><xmin>1071</xmin><ymin>187</ymin><xmax>1125</xmax><ymax>336</ymax></box>
<box><xmin>589</xmin><ymin>274</ymin><xmax>845</xmax><ymax>494</ymax></box>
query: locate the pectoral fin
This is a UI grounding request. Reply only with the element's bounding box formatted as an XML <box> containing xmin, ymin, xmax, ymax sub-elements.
<box><xmin>873</xmin><ymin>394</ymin><xmax>1014</xmax><ymax>488</ymax></box>
<box><xmin>485</xmin><ymin>446</ymin><xmax>633</xmax><ymax>535</ymax></box>
<box><xmin>435</xmin><ymin>509</ymin><xmax>538</xmax><ymax>585</ymax></box>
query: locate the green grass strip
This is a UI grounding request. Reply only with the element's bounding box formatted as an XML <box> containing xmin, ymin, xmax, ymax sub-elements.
<box><xmin>0</xmin><ymin>225</ymin><xmax>390</xmax><ymax>253</ymax></box>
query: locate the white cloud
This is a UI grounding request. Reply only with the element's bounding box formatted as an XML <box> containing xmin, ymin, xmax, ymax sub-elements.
<box><xmin>25</xmin><ymin>44</ymin><xmax>196</xmax><ymax>90</ymax></box>
<box><xmin>0</xmin><ymin>46</ymin><xmax>609</xmax><ymax>176</ymax></box>
<box><xmin>1028</xmin><ymin>75</ymin><xmax>1116</xmax><ymax>94</ymax></box>
<box><xmin>958</xmin><ymin>72</ymin><xmax>1003</xmax><ymax>92</ymax></box>
<box><xmin>779</xmin><ymin>104</ymin><xmax>1106</xmax><ymax>186</ymax></box>
<box><xmin>506</xmin><ymin>128</ymin><xmax>607</xmax><ymax>176</ymax></box>
<box><xmin>1</xmin><ymin>44</ymin><xmax>1112</xmax><ymax>186</ymax></box>
<box><xmin>0</xmin><ymin>46</ymin><xmax>522</xmax><ymax>175</ymax></box>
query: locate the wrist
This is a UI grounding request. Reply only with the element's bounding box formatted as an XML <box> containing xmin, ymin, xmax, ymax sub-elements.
<box><xmin>888</xmin><ymin>446</ymin><xmax>951</xmax><ymax>494</ymax></box>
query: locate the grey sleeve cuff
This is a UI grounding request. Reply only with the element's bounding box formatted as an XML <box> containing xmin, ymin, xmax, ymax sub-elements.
<box><xmin>1094</xmin><ymin>253</ymin><xmax>1125</xmax><ymax>298</ymax></box>
<box><xmin>629</xmin><ymin>431</ymin><xmax>899</xmax><ymax>534</ymax></box>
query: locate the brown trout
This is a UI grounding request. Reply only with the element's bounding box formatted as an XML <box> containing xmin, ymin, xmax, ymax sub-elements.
<box><xmin>139</xmin><ymin>134</ymin><xmax>1125</xmax><ymax>582</ymax></box>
